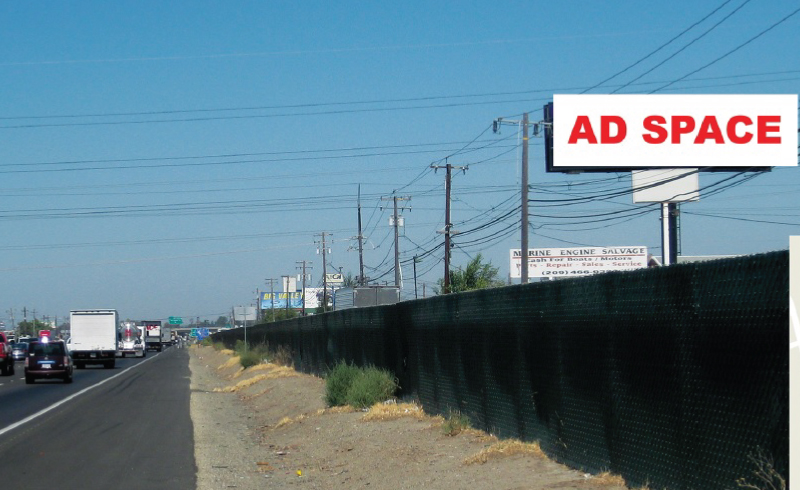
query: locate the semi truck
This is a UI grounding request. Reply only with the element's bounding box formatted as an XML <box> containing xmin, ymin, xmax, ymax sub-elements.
<box><xmin>69</xmin><ymin>309</ymin><xmax>119</xmax><ymax>369</ymax></box>
<box><xmin>117</xmin><ymin>321</ymin><xmax>145</xmax><ymax>358</ymax></box>
<box><xmin>143</xmin><ymin>320</ymin><xmax>164</xmax><ymax>351</ymax></box>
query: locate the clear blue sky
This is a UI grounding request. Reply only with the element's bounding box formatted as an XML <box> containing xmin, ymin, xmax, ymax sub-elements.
<box><xmin>1</xmin><ymin>1</ymin><xmax>798</xmax><ymax>324</ymax></box>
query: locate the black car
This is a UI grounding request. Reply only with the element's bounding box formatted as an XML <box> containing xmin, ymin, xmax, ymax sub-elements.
<box><xmin>11</xmin><ymin>343</ymin><xmax>28</xmax><ymax>361</ymax></box>
<box><xmin>25</xmin><ymin>340</ymin><xmax>73</xmax><ymax>384</ymax></box>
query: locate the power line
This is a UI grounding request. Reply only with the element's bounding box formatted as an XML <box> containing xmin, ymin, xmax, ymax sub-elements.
<box><xmin>611</xmin><ymin>0</ymin><xmax>753</xmax><ymax>94</ymax></box>
<box><xmin>581</xmin><ymin>0</ymin><xmax>736</xmax><ymax>93</ymax></box>
<box><xmin>649</xmin><ymin>5</ymin><xmax>800</xmax><ymax>93</ymax></box>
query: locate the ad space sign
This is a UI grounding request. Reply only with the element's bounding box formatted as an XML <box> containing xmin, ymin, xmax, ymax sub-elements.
<box><xmin>510</xmin><ymin>247</ymin><xmax>649</xmax><ymax>279</ymax></box>
<box><xmin>554</xmin><ymin>94</ymin><xmax>797</xmax><ymax>168</ymax></box>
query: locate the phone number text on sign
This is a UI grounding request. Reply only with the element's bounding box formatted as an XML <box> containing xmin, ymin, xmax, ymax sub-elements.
<box><xmin>510</xmin><ymin>246</ymin><xmax>649</xmax><ymax>279</ymax></box>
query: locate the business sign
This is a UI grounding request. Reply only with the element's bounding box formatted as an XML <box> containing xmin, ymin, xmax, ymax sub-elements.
<box><xmin>261</xmin><ymin>291</ymin><xmax>303</xmax><ymax>309</ymax></box>
<box><xmin>326</xmin><ymin>273</ymin><xmax>344</xmax><ymax>284</ymax></box>
<box><xmin>510</xmin><ymin>246</ymin><xmax>648</xmax><ymax>279</ymax></box>
<box><xmin>553</xmin><ymin>94</ymin><xmax>797</xmax><ymax>169</ymax></box>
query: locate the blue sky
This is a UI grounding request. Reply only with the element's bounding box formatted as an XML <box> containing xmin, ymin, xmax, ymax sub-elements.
<box><xmin>1</xmin><ymin>1</ymin><xmax>798</xmax><ymax>324</ymax></box>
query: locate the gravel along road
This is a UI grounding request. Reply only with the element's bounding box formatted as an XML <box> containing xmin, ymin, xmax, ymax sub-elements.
<box><xmin>189</xmin><ymin>345</ymin><xmax>630</xmax><ymax>490</ymax></box>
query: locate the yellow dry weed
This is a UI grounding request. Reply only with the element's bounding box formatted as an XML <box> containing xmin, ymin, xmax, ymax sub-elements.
<box><xmin>361</xmin><ymin>402</ymin><xmax>426</xmax><ymax>422</ymax></box>
<box><xmin>464</xmin><ymin>439</ymin><xmax>545</xmax><ymax>465</ymax></box>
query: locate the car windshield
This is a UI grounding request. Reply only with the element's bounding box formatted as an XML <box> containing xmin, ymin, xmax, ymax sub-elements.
<box><xmin>30</xmin><ymin>343</ymin><xmax>65</xmax><ymax>356</ymax></box>
<box><xmin>12</xmin><ymin>343</ymin><xmax>27</xmax><ymax>350</ymax></box>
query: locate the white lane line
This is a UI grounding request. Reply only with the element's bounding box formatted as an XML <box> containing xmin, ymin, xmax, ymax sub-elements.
<box><xmin>0</xmin><ymin>353</ymin><xmax>160</xmax><ymax>437</ymax></box>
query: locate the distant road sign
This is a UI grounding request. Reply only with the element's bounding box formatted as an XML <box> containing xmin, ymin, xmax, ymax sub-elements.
<box><xmin>169</xmin><ymin>317</ymin><xmax>183</xmax><ymax>325</ymax></box>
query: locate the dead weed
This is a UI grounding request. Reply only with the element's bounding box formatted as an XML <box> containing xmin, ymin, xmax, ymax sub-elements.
<box><xmin>464</xmin><ymin>439</ymin><xmax>546</xmax><ymax>465</ymax></box>
<box><xmin>361</xmin><ymin>402</ymin><xmax>426</xmax><ymax>422</ymax></box>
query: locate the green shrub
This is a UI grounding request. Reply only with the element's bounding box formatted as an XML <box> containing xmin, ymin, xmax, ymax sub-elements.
<box><xmin>239</xmin><ymin>349</ymin><xmax>262</xmax><ymax>369</ymax></box>
<box><xmin>441</xmin><ymin>409</ymin><xmax>471</xmax><ymax>436</ymax></box>
<box><xmin>200</xmin><ymin>337</ymin><xmax>213</xmax><ymax>347</ymax></box>
<box><xmin>345</xmin><ymin>366</ymin><xmax>398</xmax><ymax>409</ymax></box>
<box><xmin>234</xmin><ymin>339</ymin><xmax>247</xmax><ymax>355</ymax></box>
<box><xmin>211</xmin><ymin>341</ymin><xmax>225</xmax><ymax>351</ymax></box>
<box><xmin>325</xmin><ymin>361</ymin><xmax>361</xmax><ymax>407</ymax></box>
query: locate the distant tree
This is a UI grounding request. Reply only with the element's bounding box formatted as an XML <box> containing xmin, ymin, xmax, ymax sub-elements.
<box><xmin>342</xmin><ymin>272</ymin><xmax>358</xmax><ymax>288</ymax></box>
<box><xmin>16</xmin><ymin>319</ymin><xmax>50</xmax><ymax>337</ymax></box>
<box><xmin>437</xmin><ymin>253</ymin><xmax>505</xmax><ymax>294</ymax></box>
<box><xmin>215</xmin><ymin>316</ymin><xmax>228</xmax><ymax>328</ymax></box>
<box><xmin>267</xmin><ymin>309</ymin><xmax>299</xmax><ymax>322</ymax></box>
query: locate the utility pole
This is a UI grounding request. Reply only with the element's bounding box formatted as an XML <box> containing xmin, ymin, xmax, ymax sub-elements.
<box><xmin>282</xmin><ymin>276</ymin><xmax>291</xmax><ymax>317</ymax></box>
<box><xmin>266</xmin><ymin>278</ymin><xmax>277</xmax><ymax>322</ymax></box>
<box><xmin>431</xmin><ymin>162</ymin><xmax>466</xmax><ymax>293</ymax></box>
<box><xmin>357</xmin><ymin>184</ymin><xmax>365</xmax><ymax>286</ymax></box>
<box><xmin>296</xmin><ymin>260</ymin><xmax>313</xmax><ymax>316</ymax></box>
<box><xmin>315</xmin><ymin>233</ymin><xmax>332</xmax><ymax>311</ymax></box>
<box><xmin>413</xmin><ymin>255</ymin><xmax>420</xmax><ymax>299</ymax></box>
<box><xmin>521</xmin><ymin>112</ymin><xmax>530</xmax><ymax>284</ymax></box>
<box><xmin>495</xmin><ymin>113</ymin><xmax>541</xmax><ymax>284</ymax></box>
<box><xmin>380</xmin><ymin>193</ymin><xmax>411</xmax><ymax>288</ymax></box>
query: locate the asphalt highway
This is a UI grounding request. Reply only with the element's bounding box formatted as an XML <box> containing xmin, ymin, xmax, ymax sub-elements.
<box><xmin>0</xmin><ymin>346</ymin><xmax>196</xmax><ymax>489</ymax></box>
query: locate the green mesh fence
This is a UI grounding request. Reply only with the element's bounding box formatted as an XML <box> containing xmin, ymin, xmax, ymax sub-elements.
<box><xmin>214</xmin><ymin>251</ymin><xmax>788</xmax><ymax>489</ymax></box>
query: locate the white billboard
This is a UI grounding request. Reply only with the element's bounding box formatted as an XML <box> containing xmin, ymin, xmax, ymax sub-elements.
<box><xmin>632</xmin><ymin>169</ymin><xmax>700</xmax><ymax>203</ymax></box>
<box><xmin>510</xmin><ymin>247</ymin><xmax>649</xmax><ymax>279</ymax></box>
<box><xmin>554</xmin><ymin>94</ymin><xmax>797</xmax><ymax>168</ymax></box>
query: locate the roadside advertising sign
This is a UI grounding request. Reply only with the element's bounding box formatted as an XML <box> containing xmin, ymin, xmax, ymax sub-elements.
<box><xmin>553</xmin><ymin>94</ymin><xmax>797</xmax><ymax>170</ymax></box>
<box><xmin>261</xmin><ymin>292</ymin><xmax>303</xmax><ymax>309</ymax></box>
<box><xmin>326</xmin><ymin>273</ymin><xmax>344</xmax><ymax>284</ymax></box>
<box><xmin>510</xmin><ymin>247</ymin><xmax>648</xmax><ymax>279</ymax></box>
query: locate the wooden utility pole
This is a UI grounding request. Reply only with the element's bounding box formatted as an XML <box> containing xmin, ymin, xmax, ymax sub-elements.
<box><xmin>357</xmin><ymin>185</ymin><xmax>365</xmax><ymax>286</ymax></box>
<box><xmin>315</xmin><ymin>233</ymin><xmax>332</xmax><ymax>311</ymax></box>
<box><xmin>266</xmin><ymin>278</ymin><xmax>276</xmax><ymax>322</ymax></box>
<box><xmin>431</xmin><ymin>162</ymin><xmax>466</xmax><ymax>293</ymax></box>
<box><xmin>296</xmin><ymin>260</ymin><xmax>312</xmax><ymax>316</ymax></box>
<box><xmin>521</xmin><ymin>112</ymin><xmax>530</xmax><ymax>284</ymax></box>
<box><xmin>380</xmin><ymin>194</ymin><xmax>411</xmax><ymax>288</ymax></box>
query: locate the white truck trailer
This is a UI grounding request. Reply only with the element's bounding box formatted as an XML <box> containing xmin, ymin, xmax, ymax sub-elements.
<box><xmin>144</xmin><ymin>320</ymin><xmax>164</xmax><ymax>351</ymax></box>
<box><xmin>70</xmin><ymin>309</ymin><xmax>119</xmax><ymax>369</ymax></box>
<box><xmin>161</xmin><ymin>324</ymin><xmax>172</xmax><ymax>348</ymax></box>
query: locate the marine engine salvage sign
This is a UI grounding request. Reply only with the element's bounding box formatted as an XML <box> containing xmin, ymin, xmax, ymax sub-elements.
<box><xmin>510</xmin><ymin>246</ymin><xmax>648</xmax><ymax>279</ymax></box>
<box><xmin>554</xmin><ymin>94</ymin><xmax>797</xmax><ymax>168</ymax></box>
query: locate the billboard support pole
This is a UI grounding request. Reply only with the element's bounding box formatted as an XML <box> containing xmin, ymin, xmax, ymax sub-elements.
<box><xmin>661</xmin><ymin>203</ymin><xmax>671</xmax><ymax>266</ymax></box>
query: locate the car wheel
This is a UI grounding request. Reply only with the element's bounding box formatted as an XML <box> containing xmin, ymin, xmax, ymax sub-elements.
<box><xmin>25</xmin><ymin>375</ymin><xmax>34</xmax><ymax>384</ymax></box>
<box><xmin>64</xmin><ymin>374</ymin><xmax>73</xmax><ymax>384</ymax></box>
<box><xmin>8</xmin><ymin>363</ymin><xmax>14</xmax><ymax>375</ymax></box>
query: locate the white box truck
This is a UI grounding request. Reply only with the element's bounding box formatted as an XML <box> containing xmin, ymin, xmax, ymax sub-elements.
<box><xmin>70</xmin><ymin>309</ymin><xmax>119</xmax><ymax>369</ymax></box>
<box><xmin>144</xmin><ymin>320</ymin><xmax>164</xmax><ymax>351</ymax></box>
<box><xmin>161</xmin><ymin>324</ymin><xmax>172</xmax><ymax>348</ymax></box>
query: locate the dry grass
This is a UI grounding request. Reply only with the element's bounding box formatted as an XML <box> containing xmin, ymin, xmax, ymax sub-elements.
<box><xmin>361</xmin><ymin>402</ymin><xmax>426</xmax><ymax>422</ymax></box>
<box><xmin>219</xmin><ymin>348</ymin><xmax>236</xmax><ymax>356</ymax></box>
<box><xmin>213</xmin><ymin>373</ymin><xmax>271</xmax><ymax>392</ymax></box>
<box><xmin>219</xmin><ymin>356</ymin><xmax>241</xmax><ymax>370</ymax></box>
<box><xmin>232</xmin><ymin>362</ymin><xmax>298</xmax><ymax>380</ymax></box>
<box><xmin>315</xmin><ymin>405</ymin><xmax>358</xmax><ymax>416</ymax></box>
<box><xmin>594</xmin><ymin>471</ymin><xmax>627</xmax><ymax>486</ymax></box>
<box><xmin>464</xmin><ymin>439</ymin><xmax>546</xmax><ymax>465</ymax></box>
<box><xmin>273</xmin><ymin>413</ymin><xmax>310</xmax><ymax>429</ymax></box>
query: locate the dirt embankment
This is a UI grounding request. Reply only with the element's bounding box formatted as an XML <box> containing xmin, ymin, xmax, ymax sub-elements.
<box><xmin>189</xmin><ymin>345</ymin><xmax>630</xmax><ymax>490</ymax></box>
